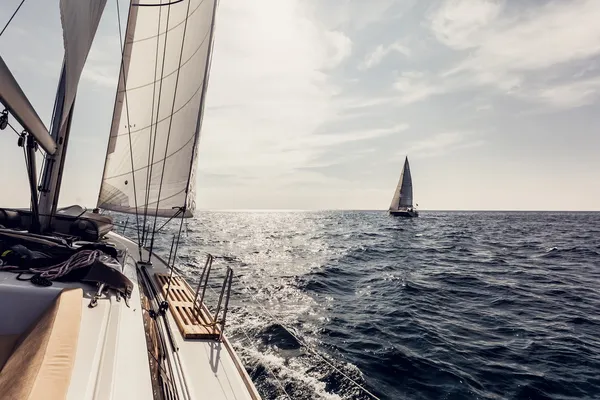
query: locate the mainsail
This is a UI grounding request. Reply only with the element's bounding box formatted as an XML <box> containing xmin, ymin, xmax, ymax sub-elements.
<box><xmin>97</xmin><ymin>0</ymin><xmax>218</xmax><ymax>218</ymax></box>
<box><xmin>389</xmin><ymin>156</ymin><xmax>414</xmax><ymax>210</ymax></box>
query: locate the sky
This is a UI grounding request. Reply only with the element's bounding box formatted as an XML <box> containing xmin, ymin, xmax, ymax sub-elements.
<box><xmin>0</xmin><ymin>0</ymin><xmax>599</xmax><ymax>211</ymax></box>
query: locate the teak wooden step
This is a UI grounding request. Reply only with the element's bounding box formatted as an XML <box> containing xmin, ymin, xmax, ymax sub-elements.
<box><xmin>154</xmin><ymin>273</ymin><xmax>221</xmax><ymax>340</ymax></box>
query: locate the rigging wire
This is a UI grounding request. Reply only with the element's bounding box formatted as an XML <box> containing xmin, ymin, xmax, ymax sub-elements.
<box><xmin>237</xmin><ymin>328</ymin><xmax>293</xmax><ymax>400</ymax></box>
<box><xmin>0</xmin><ymin>0</ymin><xmax>25</xmax><ymax>38</ymax></box>
<box><xmin>7</xmin><ymin>121</ymin><xmax>21</xmax><ymax>137</ymax></box>
<box><xmin>149</xmin><ymin>0</ymin><xmax>195</xmax><ymax>250</ymax></box>
<box><xmin>197</xmin><ymin>279</ymin><xmax>292</xmax><ymax>399</ymax></box>
<box><xmin>140</xmin><ymin>0</ymin><xmax>167</xmax><ymax>253</ymax></box>
<box><xmin>204</xmin><ymin>280</ymin><xmax>381</xmax><ymax>400</ymax></box>
<box><xmin>114</xmin><ymin>0</ymin><xmax>143</xmax><ymax>251</ymax></box>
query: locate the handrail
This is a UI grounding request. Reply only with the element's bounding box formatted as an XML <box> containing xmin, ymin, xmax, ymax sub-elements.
<box><xmin>191</xmin><ymin>254</ymin><xmax>234</xmax><ymax>340</ymax></box>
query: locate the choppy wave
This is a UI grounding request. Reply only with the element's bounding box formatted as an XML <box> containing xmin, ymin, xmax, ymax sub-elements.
<box><xmin>122</xmin><ymin>211</ymin><xmax>600</xmax><ymax>399</ymax></box>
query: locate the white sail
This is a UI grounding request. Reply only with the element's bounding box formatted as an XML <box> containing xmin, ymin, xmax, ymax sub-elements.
<box><xmin>389</xmin><ymin>156</ymin><xmax>414</xmax><ymax>210</ymax></box>
<box><xmin>98</xmin><ymin>0</ymin><xmax>217</xmax><ymax>218</ymax></box>
<box><xmin>59</xmin><ymin>0</ymin><xmax>108</xmax><ymax>130</ymax></box>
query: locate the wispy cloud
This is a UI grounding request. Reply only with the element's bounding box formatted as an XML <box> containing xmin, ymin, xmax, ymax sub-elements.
<box><xmin>393</xmin><ymin>71</ymin><xmax>446</xmax><ymax>104</ymax></box>
<box><xmin>80</xmin><ymin>35</ymin><xmax>121</xmax><ymax>87</ymax></box>
<box><xmin>427</xmin><ymin>0</ymin><xmax>600</xmax><ymax>109</ymax></box>
<box><xmin>359</xmin><ymin>41</ymin><xmax>410</xmax><ymax>70</ymax></box>
<box><xmin>319</xmin><ymin>0</ymin><xmax>401</xmax><ymax>31</ymax></box>
<box><xmin>198</xmin><ymin>0</ymin><xmax>359</xmax><ymax>184</ymax></box>
<box><xmin>401</xmin><ymin>131</ymin><xmax>484</xmax><ymax>158</ymax></box>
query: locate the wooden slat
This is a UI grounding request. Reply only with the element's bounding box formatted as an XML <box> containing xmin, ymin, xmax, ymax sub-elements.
<box><xmin>154</xmin><ymin>273</ymin><xmax>221</xmax><ymax>340</ymax></box>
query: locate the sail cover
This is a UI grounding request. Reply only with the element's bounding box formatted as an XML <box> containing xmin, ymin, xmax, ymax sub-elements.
<box><xmin>97</xmin><ymin>0</ymin><xmax>217</xmax><ymax>218</ymax></box>
<box><xmin>59</xmin><ymin>0</ymin><xmax>108</xmax><ymax>130</ymax></box>
<box><xmin>389</xmin><ymin>157</ymin><xmax>413</xmax><ymax>210</ymax></box>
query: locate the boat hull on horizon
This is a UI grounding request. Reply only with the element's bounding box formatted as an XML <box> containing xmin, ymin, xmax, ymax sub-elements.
<box><xmin>389</xmin><ymin>209</ymin><xmax>419</xmax><ymax>218</ymax></box>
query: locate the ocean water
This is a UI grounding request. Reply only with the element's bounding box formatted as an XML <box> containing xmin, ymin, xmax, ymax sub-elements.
<box><xmin>123</xmin><ymin>211</ymin><xmax>600</xmax><ymax>399</ymax></box>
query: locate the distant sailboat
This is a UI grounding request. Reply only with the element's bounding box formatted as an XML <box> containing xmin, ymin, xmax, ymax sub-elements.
<box><xmin>389</xmin><ymin>156</ymin><xmax>418</xmax><ymax>217</ymax></box>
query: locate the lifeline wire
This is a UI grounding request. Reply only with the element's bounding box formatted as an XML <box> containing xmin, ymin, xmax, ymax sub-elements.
<box><xmin>0</xmin><ymin>0</ymin><xmax>26</xmax><ymax>37</ymax></box>
<box><xmin>203</xmin><ymin>276</ymin><xmax>380</xmax><ymax>400</ymax></box>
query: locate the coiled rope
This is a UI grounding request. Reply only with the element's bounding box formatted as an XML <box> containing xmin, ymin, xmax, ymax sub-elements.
<box><xmin>30</xmin><ymin>249</ymin><xmax>104</xmax><ymax>279</ymax></box>
<box><xmin>0</xmin><ymin>249</ymin><xmax>104</xmax><ymax>279</ymax></box>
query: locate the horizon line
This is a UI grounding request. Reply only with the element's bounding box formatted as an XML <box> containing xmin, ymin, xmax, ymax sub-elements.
<box><xmin>193</xmin><ymin>208</ymin><xmax>600</xmax><ymax>212</ymax></box>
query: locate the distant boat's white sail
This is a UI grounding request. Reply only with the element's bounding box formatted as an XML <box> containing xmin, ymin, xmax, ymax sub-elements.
<box><xmin>98</xmin><ymin>0</ymin><xmax>217</xmax><ymax>218</ymax></box>
<box><xmin>389</xmin><ymin>156</ymin><xmax>413</xmax><ymax>210</ymax></box>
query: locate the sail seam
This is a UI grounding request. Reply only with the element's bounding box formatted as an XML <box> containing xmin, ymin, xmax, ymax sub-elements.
<box><xmin>119</xmin><ymin>27</ymin><xmax>210</xmax><ymax>93</ymax></box>
<box><xmin>100</xmin><ymin>187</ymin><xmax>187</xmax><ymax>209</ymax></box>
<box><xmin>129</xmin><ymin>0</ymin><xmax>206</xmax><ymax>44</ymax></box>
<box><xmin>115</xmin><ymin>81</ymin><xmax>203</xmax><ymax>137</ymax></box>
<box><xmin>105</xmin><ymin>131</ymin><xmax>194</xmax><ymax>179</ymax></box>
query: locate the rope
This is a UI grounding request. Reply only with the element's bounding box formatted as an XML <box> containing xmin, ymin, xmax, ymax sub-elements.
<box><xmin>238</xmin><ymin>327</ymin><xmax>293</xmax><ymax>400</ymax></box>
<box><xmin>30</xmin><ymin>249</ymin><xmax>103</xmax><ymax>279</ymax></box>
<box><xmin>0</xmin><ymin>0</ymin><xmax>25</xmax><ymax>37</ymax></box>
<box><xmin>198</xmin><ymin>282</ymin><xmax>291</xmax><ymax>399</ymax></box>
<box><xmin>224</xmin><ymin>281</ymin><xmax>381</xmax><ymax>400</ymax></box>
<box><xmin>7</xmin><ymin>122</ymin><xmax>21</xmax><ymax>137</ymax></box>
<box><xmin>0</xmin><ymin>250</ymin><xmax>104</xmax><ymax>279</ymax></box>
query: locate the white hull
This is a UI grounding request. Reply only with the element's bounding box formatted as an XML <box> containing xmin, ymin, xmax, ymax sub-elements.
<box><xmin>0</xmin><ymin>230</ymin><xmax>259</xmax><ymax>400</ymax></box>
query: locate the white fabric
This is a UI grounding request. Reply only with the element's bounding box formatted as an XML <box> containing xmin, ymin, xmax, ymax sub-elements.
<box><xmin>0</xmin><ymin>57</ymin><xmax>56</xmax><ymax>154</ymax></box>
<box><xmin>59</xmin><ymin>0</ymin><xmax>108</xmax><ymax>130</ymax></box>
<box><xmin>98</xmin><ymin>0</ymin><xmax>217</xmax><ymax>218</ymax></box>
<box><xmin>389</xmin><ymin>157</ymin><xmax>414</xmax><ymax>210</ymax></box>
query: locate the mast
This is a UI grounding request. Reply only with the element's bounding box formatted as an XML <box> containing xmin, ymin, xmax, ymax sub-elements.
<box><xmin>38</xmin><ymin>0</ymin><xmax>108</xmax><ymax>232</ymax></box>
<box><xmin>38</xmin><ymin>65</ymin><xmax>72</xmax><ymax>231</ymax></box>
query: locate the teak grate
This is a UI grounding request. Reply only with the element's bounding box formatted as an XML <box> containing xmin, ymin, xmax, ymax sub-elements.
<box><xmin>154</xmin><ymin>273</ymin><xmax>220</xmax><ymax>340</ymax></box>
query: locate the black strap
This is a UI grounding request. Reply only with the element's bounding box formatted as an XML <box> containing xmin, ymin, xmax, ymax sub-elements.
<box><xmin>16</xmin><ymin>272</ymin><xmax>52</xmax><ymax>287</ymax></box>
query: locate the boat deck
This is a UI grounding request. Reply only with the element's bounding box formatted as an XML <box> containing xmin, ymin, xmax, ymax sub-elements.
<box><xmin>0</xmin><ymin>231</ymin><xmax>259</xmax><ymax>400</ymax></box>
<box><xmin>109</xmin><ymin>232</ymin><xmax>260</xmax><ymax>400</ymax></box>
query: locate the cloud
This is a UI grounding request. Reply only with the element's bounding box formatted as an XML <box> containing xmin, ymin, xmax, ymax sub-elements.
<box><xmin>401</xmin><ymin>131</ymin><xmax>484</xmax><ymax>158</ymax></box>
<box><xmin>318</xmin><ymin>0</ymin><xmax>400</xmax><ymax>31</ymax></box>
<box><xmin>429</xmin><ymin>0</ymin><xmax>503</xmax><ymax>50</ymax></box>
<box><xmin>426</xmin><ymin>0</ymin><xmax>600</xmax><ymax>109</ymax></box>
<box><xmin>198</xmin><ymin>0</ymin><xmax>357</xmax><ymax>183</ymax></box>
<box><xmin>529</xmin><ymin>76</ymin><xmax>600</xmax><ymax>109</ymax></box>
<box><xmin>284</xmin><ymin>123</ymin><xmax>408</xmax><ymax>150</ymax></box>
<box><xmin>359</xmin><ymin>41</ymin><xmax>410</xmax><ymax>70</ymax></box>
<box><xmin>393</xmin><ymin>71</ymin><xmax>446</xmax><ymax>104</ymax></box>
